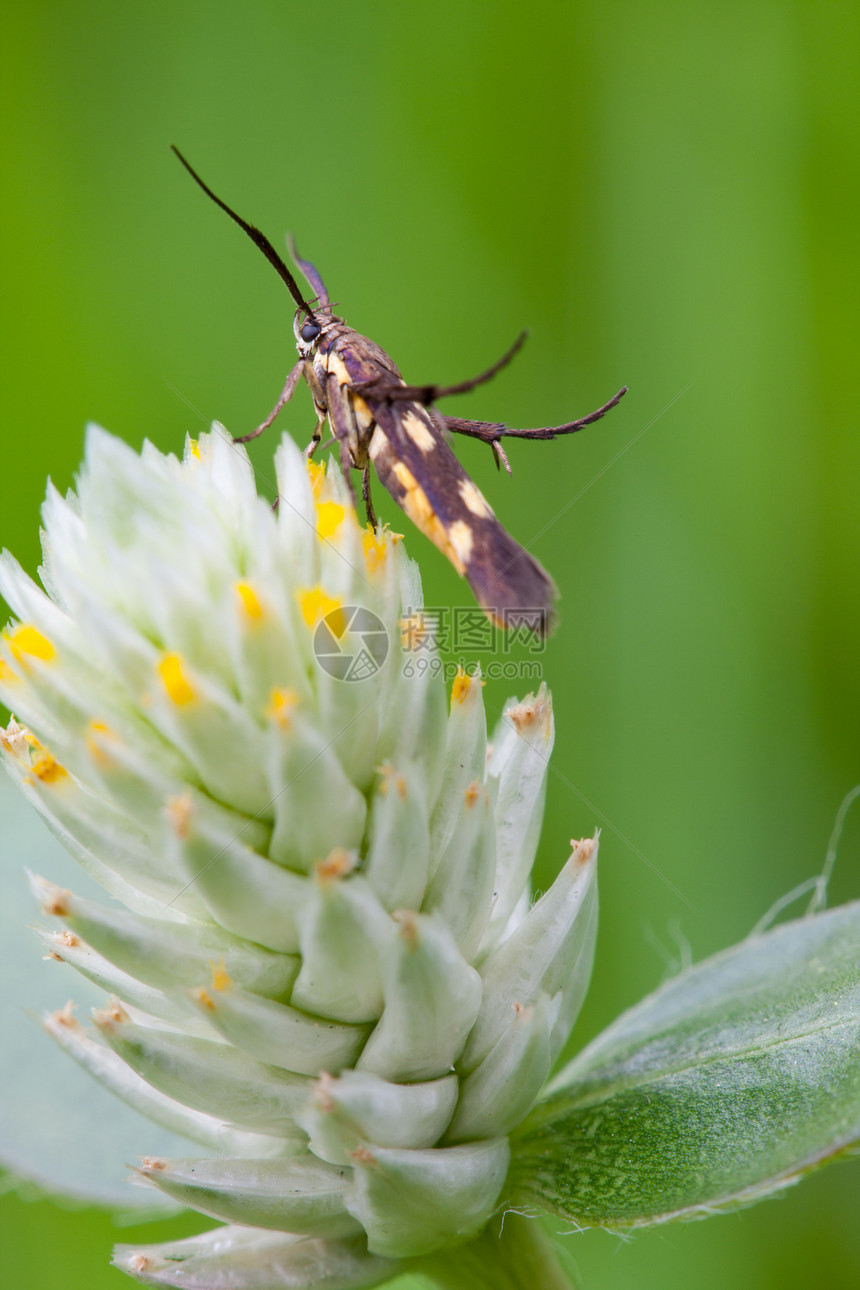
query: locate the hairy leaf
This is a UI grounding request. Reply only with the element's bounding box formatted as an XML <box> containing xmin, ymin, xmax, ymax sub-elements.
<box><xmin>508</xmin><ymin>902</ymin><xmax>860</xmax><ymax>1226</ymax></box>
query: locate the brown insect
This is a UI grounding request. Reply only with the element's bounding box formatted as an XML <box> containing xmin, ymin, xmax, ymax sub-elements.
<box><xmin>173</xmin><ymin>148</ymin><xmax>626</xmax><ymax>633</ymax></box>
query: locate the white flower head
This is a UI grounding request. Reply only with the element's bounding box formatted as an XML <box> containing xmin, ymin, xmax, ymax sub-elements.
<box><xmin>0</xmin><ymin>426</ymin><xmax>598</xmax><ymax>1286</ymax></box>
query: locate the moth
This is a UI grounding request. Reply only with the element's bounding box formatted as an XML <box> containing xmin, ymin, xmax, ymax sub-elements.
<box><xmin>173</xmin><ymin>148</ymin><xmax>626</xmax><ymax>633</ymax></box>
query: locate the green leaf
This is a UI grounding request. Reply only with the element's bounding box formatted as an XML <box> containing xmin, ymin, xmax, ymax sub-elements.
<box><xmin>507</xmin><ymin>902</ymin><xmax>860</xmax><ymax>1227</ymax></box>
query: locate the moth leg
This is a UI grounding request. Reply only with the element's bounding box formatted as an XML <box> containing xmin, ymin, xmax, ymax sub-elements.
<box><xmin>491</xmin><ymin>441</ymin><xmax>512</xmax><ymax>474</ymax></box>
<box><xmin>324</xmin><ymin>371</ymin><xmax>363</xmax><ymax>511</ymax></box>
<box><xmin>337</xmin><ymin>441</ymin><xmax>359</xmax><ymax>510</ymax></box>
<box><xmin>355</xmin><ymin>331</ymin><xmax>528</xmax><ymax>405</ymax></box>
<box><xmin>304</xmin><ymin>413</ymin><xmax>327</xmax><ymax>459</ymax></box>
<box><xmin>440</xmin><ymin>386</ymin><xmax>628</xmax><ymax>446</ymax></box>
<box><xmin>439</xmin><ymin>415</ymin><xmax>510</xmax><ymax>472</ymax></box>
<box><xmin>362</xmin><ymin>466</ymin><xmax>378</xmax><ymax>529</ymax></box>
<box><xmin>234</xmin><ymin>360</ymin><xmax>305</xmax><ymax>444</ymax></box>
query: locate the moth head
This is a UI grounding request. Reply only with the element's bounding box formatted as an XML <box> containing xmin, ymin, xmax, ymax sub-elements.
<box><xmin>294</xmin><ymin>310</ymin><xmax>322</xmax><ymax>357</ymax></box>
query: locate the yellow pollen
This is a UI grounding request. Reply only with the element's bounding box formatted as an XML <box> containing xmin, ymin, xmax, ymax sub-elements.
<box><xmin>194</xmin><ymin>987</ymin><xmax>215</xmax><ymax>1011</ymax></box>
<box><xmin>4</xmin><ymin>624</ymin><xmax>55</xmax><ymax>662</ymax></box>
<box><xmin>187</xmin><ymin>438</ymin><xmax>201</xmax><ymax>461</ymax></box>
<box><xmin>298</xmin><ymin>587</ymin><xmax>342</xmax><ymax>630</ymax></box>
<box><xmin>464</xmin><ymin>780</ymin><xmax>481</xmax><ymax>807</ymax></box>
<box><xmin>378</xmin><ymin>763</ymin><xmax>409</xmax><ymax>799</ymax></box>
<box><xmin>394</xmin><ymin>909</ymin><xmax>419</xmax><ymax>946</ymax></box>
<box><xmin>140</xmin><ymin>1157</ymin><xmax>167</xmax><ymax>1172</ymax></box>
<box><xmin>316</xmin><ymin>500</ymin><xmax>346</xmax><ymax>539</ymax></box>
<box><xmin>86</xmin><ymin>719</ymin><xmax>117</xmax><ymax>766</ymax></box>
<box><xmin>209</xmin><ymin>958</ymin><xmax>233</xmax><ymax>992</ymax></box>
<box><xmin>0</xmin><ymin>658</ymin><xmax>16</xmax><ymax>682</ymax></box>
<box><xmin>313</xmin><ymin>1072</ymin><xmax>336</xmax><ymax>1112</ymax></box>
<box><xmin>315</xmin><ymin>847</ymin><xmax>354</xmax><ymax>883</ymax></box>
<box><xmin>0</xmin><ymin>719</ymin><xmax>30</xmax><ymax>757</ymax></box>
<box><xmin>451</xmin><ymin>667</ymin><xmax>472</xmax><ymax>705</ymax></box>
<box><xmin>53</xmin><ymin>1001</ymin><xmax>79</xmax><ymax>1029</ymax></box>
<box><xmin>362</xmin><ymin>523</ymin><xmax>401</xmax><ymax>572</ymax></box>
<box><xmin>267</xmin><ymin>687</ymin><xmax>299</xmax><ymax>728</ymax></box>
<box><xmin>158</xmin><ymin>653</ymin><xmax>195</xmax><ymax>705</ymax></box>
<box><xmin>306</xmin><ymin>457</ymin><xmax>327</xmax><ymax>497</ymax></box>
<box><xmin>236</xmin><ymin>582</ymin><xmax>264</xmax><ymax>620</ymax></box>
<box><xmin>399</xmin><ymin>613</ymin><xmax>428</xmax><ymax>652</ymax></box>
<box><xmin>509</xmin><ymin>689</ymin><xmax>550</xmax><ymax>734</ymax></box>
<box><xmin>93</xmin><ymin>999</ymin><xmax>127</xmax><ymax>1029</ymax></box>
<box><xmin>41</xmin><ymin>883</ymin><xmax>70</xmax><ymax>917</ymax></box>
<box><xmin>28</xmin><ymin>752</ymin><xmax>67</xmax><ymax>785</ymax></box>
<box><xmin>570</xmin><ymin>836</ymin><xmax>596</xmax><ymax>867</ymax></box>
<box><xmin>167</xmin><ymin>791</ymin><xmax>194</xmax><ymax>839</ymax></box>
<box><xmin>362</xmin><ymin>526</ymin><xmax>387</xmax><ymax>571</ymax></box>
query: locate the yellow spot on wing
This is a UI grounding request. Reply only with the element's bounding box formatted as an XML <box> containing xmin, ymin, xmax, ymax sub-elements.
<box><xmin>402</xmin><ymin>410</ymin><xmax>436</xmax><ymax>453</ymax></box>
<box><xmin>158</xmin><ymin>653</ymin><xmax>195</xmax><ymax>705</ymax></box>
<box><xmin>326</xmin><ymin>351</ymin><xmax>352</xmax><ymax>386</ymax></box>
<box><xmin>448</xmin><ymin>520</ymin><xmax>474</xmax><ymax>565</ymax></box>
<box><xmin>4</xmin><ymin>624</ymin><xmax>55</xmax><ymax>662</ymax></box>
<box><xmin>390</xmin><ymin>462</ymin><xmax>467</xmax><ymax>574</ymax></box>
<box><xmin>316</xmin><ymin>500</ymin><xmax>346</xmax><ymax>539</ymax></box>
<box><xmin>236</xmin><ymin>582</ymin><xmax>264</xmax><ymax>620</ymax></box>
<box><xmin>368</xmin><ymin>428</ymin><xmax>389</xmax><ymax>462</ymax></box>
<box><xmin>352</xmin><ymin>393</ymin><xmax>374</xmax><ymax>432</ymax></box>
<box><xmin>458</xmin><ymin>478</ymin><xmax>493</xmax><ymax>518</ymax></box>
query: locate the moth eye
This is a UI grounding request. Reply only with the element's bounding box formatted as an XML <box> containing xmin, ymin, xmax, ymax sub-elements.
<box><xmin>300</xmin><ymin>319</ymin><xmax>321</xmax><ymax>343</ymax></box>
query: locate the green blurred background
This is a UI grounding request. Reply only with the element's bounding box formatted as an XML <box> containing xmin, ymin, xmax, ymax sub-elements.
<box><xmin>2</xmin><ymin>1</ymin><xmax>858</xmax><ymax>1286</ymax></box>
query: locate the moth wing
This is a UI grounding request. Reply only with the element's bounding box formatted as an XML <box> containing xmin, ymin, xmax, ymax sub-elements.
<box><xmin>367</xmin><ymin>399</ymin><xmax>556</xmax><ymax>631</ymax></box>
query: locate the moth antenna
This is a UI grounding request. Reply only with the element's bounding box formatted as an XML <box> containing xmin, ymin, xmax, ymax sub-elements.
<box><xmin>171</xmin><ymin>146</ymin><xmax>317</xmax><ymax>320</ymax></box>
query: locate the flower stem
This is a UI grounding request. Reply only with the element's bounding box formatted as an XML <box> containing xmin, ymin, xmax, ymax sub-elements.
<box><xmin>417</xmin><ymin>1214</ymin><xmax>577</xmax><ymax>1290</ymax></box>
